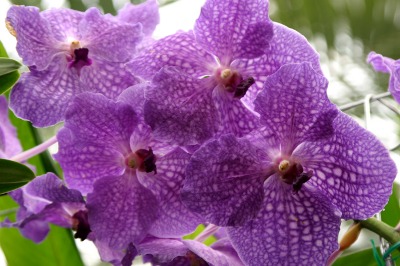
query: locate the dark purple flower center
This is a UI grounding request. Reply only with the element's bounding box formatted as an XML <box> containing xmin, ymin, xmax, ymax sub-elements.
<box><xmin>278</xmin><ymin>160</ymin><xmax>313</xmax><ymax>192</ymax></box>
<box><xmin>125</xmin><ymin>147</ymin><xmax>157</xmax><ymax>174</ymax></box>
<box><xmin>186</xmin><ymin>251</ymin><xmax>209</xmax><ymax>266</ymax></box>
<box><xmin>68</xmin><ymin>48</ymin><xmax>92</xmax><ymax>73</ymax></box>
<box><xmin>72</xmin><ymin>210</ymin><xmax>91</xmax><ymax>241</ymax></box>
<box><xmin>215</xmin><ymin>68</ymin><xmax>255</xmax><ymax>99</ymax></box>
<box><xmin>169</xmin><ymin>251</ymin><xmax>209</xmax><ymax>266</ymax></box>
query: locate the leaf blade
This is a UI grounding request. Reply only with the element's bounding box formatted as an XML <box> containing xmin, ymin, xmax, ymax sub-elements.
<box><xmin>0</xmin><ymin>159</ymin><xmax>35</xmax><ymax>194</ymax></box>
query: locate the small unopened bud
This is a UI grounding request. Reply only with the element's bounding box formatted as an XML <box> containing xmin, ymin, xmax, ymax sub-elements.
<box><xmin>339</xmin><ymin>222</ymin><xmax>362</xmax><ymax>251</ymax></box>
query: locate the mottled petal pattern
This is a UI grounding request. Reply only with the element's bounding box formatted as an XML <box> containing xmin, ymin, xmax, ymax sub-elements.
<box><xmin>234</xmin><ymin>22</ymin><xmax>322</xmax><ymax>106</ymax></box>
<box><xmin>80</xmin><ymin>61</ymin><xmax>139</xmax><ymax>100</ymax></box>
<box><xmin>6</xmin><ymin>6</ymin><xmax>61</xmax><ymax>70</ymax></box>
<box><xmin>182</xmin><ymin>135</ymin><xmax>266</xmax><ymax>226</ymax></box>
<box><xmin>62</xmin><ymin>92</ymin><xmax>137</xmax><ymax>147</ymax></box>
<box><xmin>55</xmin><ymin>128</ymin><xmax>125</xmax><ymax>195</ymax></box>
<box><xmin>42</xmin><ymin>8</ymin><xmax>84</xmax><ymax>41</ymax></box>
<box><xmin>87</xmin><ymin>174</ymin><xmax>158</xmax><ymax>249</ymax></box>
<box><xmin>228</xmin><ymin>177</ymin><xmax>341</xmax><ymax>266</ymax></box>
<box><xmin>213</xmin><ymin>88</ymin><xmax>260</xmax><ymax>137</ymax></box>
<box><xmin>296</xmin><ymin>111</ymin><xmax>397</xmax><ymax>219</ymax></box>
<box><xmin>137</xmin><ymin>148</ymin><xmax>202</xmax><ymax>237</ymax></box>
<box><xmin>118</xmin><ymin>84</ymin><xmax>147</xmax><ymax>119</ymax></box>
<box><xmin>254</xmin><ymin>63</ymin><xmax>336</xmax><ymax>154</ymax></box>
<box><xmin>127</xmin><ymin>32</ymin><xmax>215</xmax><ymax>80</ymax></box>
<box><xmin>10</xmin><ymin>57</ymin><xmax>83</xmax><ymax>127</ymax></box>
<box><xmin>117</xmin><ymin>0</ymin><xmax>160</xmax><ymax>36</ymax></box>
<box><xmin>144</xmin><ymin>67</ymin><xmax>219</xmax><ymax>145</ymax></box>
<box><xmin>80</xmin><ymin>8</ymin><xmax>142</xmax><ymax>62</ymax></box>
<box><xmin>194</xmin><ymin>0</ymin><xmax>272</xmax><ymax>63</ymax></box>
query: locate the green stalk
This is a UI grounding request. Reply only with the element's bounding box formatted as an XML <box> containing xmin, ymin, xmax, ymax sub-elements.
<box><xmin>357</xmin><ymin>218</ymin><xmax>400</xmax><ymax>246</ymax></box>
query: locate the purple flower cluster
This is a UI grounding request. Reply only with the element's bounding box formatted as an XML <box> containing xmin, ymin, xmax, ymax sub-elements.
<box><xmin>2</xmin><ymin>0</ymin><xmax>397</xmax><ymax>265</ymax></box>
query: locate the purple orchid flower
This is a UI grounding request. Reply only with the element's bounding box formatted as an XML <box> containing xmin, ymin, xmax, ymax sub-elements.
<box><xmin>181</xmin><ymin>63</ymin><xmax>397</xmax><ymax>265</ymax></box>
<box><xmin>55</xmin><ymin>90</ymin><xmax>202</xmax><ymax>254</ymax></box>
<box><xmin>1</xmin><ymin>173</ymin><xmax>89</xmax><ymax>243</ymax></box>
<box><xmin>6</xmin><ymin>5</ymin><xmax>144</xmax><ymax>127</ymax></box>
<box><xmin>127</xmin><ymin>0</ymin><xmax>321</xmax><ymax>145</ymax></box>
<box><xmin>0</xmin><ymin>96</ymin><xmax>21</xmax><ymax>158</ymax></box>
<box><xmin>368</xmin><ymin>52</ymin><xmax>400</xmax><ymax>103</ymax></box>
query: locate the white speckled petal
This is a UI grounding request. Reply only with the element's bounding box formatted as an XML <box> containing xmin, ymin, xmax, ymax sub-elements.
<box><xmin>182</xmin><ymin>135</ymin><xmax>266</xmax><ymax>226</ymax></box>
<box><xmin>55</xmin><ymin>128</ymin><xmax>125</xmax><ymax>195</ymax></box>
<box><xmin>212</xmin><ymin>87</ymin><xmax>260</xmax><ymax>137</ymax></box>
<box><xmin>63</xmin><ymin>92</ymin><xmax>137</xmax><ymax>147</ymax></box>
<box><xmin>127</xmin><ymin>32</ymin><xmax>215</xmax><ymax>80</ymax></box>
<box><xmin>118</xmin><ymin>83</ymin><xmax>148</xmax><ymax>120</ymax></box>
<box><xmin>194</xmin><ymin>0</ymin><xmax>272</xmax><ymax>64</ymax></box>
<box><xmin>137</xmin><ymin>148</ymin><xmax>202</xmax><ymax>238</ymax></box>
<box><xmin>6</xmin><ymin>6</ymin><xmax>61</xmax><ymax>70</ymax></box>
<box><xmin>233</xmin><ymin>22</ymin><xmax>322</xmax><ymax>106</ymax></box>
<box><xmin>87</xmin><ymin>174</ymin><xmax>158</xmax><ymax>249</ymax></box>
<box><xmin>228</xmin><ymin>176</ymin><xmax>341</xmax><ymax>266</ymax></box>
<box><xmin>9</xmin><ymin>57</ymin><xmax>83</xmax><ymax>127</ymax></box>
<box><xmin>117</xmin><ymin>0</ymin><xmax>160</xmax><ymax>36</ymax></box>
<box><xmin>80</xmin><ymin>8</ymin><xmax>143</xmax><ymax>62</ymax></box>
<box><xmin>80</xmin><ymin>60</ymin><xmax>139</xmax><ymax>100</ymax></box>
<box><xmin>144</xmin><ymin>67</ymin><xmax>219</xmax><ymax>146</ymax></box>
<box><xmin>41</xmin><ymin>8</ymin><xmax>84</xmax><ymax>41</ymax></box>
<box><xmin>295</xmin><ymin>111</ymin><xmax>397</xmax><ymax>219</ymax></box>
<box><xmin>254</xmin><ymin>63</ymin><xmax>336</xmax><ymax>154</ymax></box>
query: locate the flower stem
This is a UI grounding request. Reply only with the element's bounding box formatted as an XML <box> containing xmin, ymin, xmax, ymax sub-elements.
<box><xmin>357</xmin><ymin>218</ymin><xmax>400</xmax><ymax>248</ymax></box>
<box><xmin>9</xmin><ymin>135</ymin><xmax>57</xmax><ymax>163</ymax></box>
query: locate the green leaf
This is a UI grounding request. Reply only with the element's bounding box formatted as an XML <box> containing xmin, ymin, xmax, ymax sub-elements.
<box><xmin>98</xmin><ymin>0</ymin><xmax>116</xmax><ymax>14</ymax></box>
<box><xmin>333</xmin><ymin>248</ymin><xmax>380</xmax><ymax>266</ymax></box>
<box><xmin>0</xmin><ymin>42</ymin><xmax>9</xmax><ymax>58</ymax></box>
<box><xmin>0</xmin><ymin>41</ymin><xmax>20</xmax><ymax>94</ymax></box>
<box><xmin>130</xmin><ymin>0</ymin><xmax>146</xmax><ymax>4</ymax></box>
<box><xmin>381</xmin><ymin>183</ymin><xmax>400</xmax><ymax>227</ymax></box>
<box><xmin>0</xmin><ymin>197</ymin><xmax>84</xmax><ymax>266</ymax></box>
<box><xmin>67</xmin><ymin>0</ymin><xmax>87</xmax><ymax>11</ymax></box>
<box><xmin>0</xmin><ymin>159</ymin><xmax>35</xmax><ymax>194</ymax></box>
<box><xmin>0</xmin><ymin>58</ymin><xmax>21</xmax><ymax>76</ymax></box>
<box><xmin>0</xmin><ymin>71</ymin><xmax>20</xmax><ymax>95</ymax></box>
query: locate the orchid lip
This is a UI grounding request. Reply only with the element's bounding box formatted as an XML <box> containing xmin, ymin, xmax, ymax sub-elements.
<box><xmin>125</xmin><ymin>147</ymin><xmax>157</xmax><ymax>174</ymax></box>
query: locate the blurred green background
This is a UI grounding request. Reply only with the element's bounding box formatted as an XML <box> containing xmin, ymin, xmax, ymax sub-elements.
<box><xmin>1</xmin><ymin>0</ymin><xmax>400</xmax><ymax>265</ymax></box>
